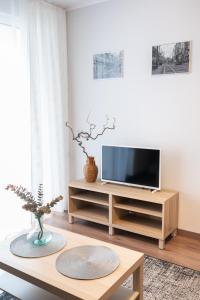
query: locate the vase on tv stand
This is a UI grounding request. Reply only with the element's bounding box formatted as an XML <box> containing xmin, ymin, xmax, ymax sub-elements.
<box><xmin>84</xmin><ymin>156</ymin><xmax>98</xmax><ymax>183</ymax></box>
<box><xmin>65</xmin><ymin>115</ymin><xmax>115</xmax><ymax>184</ymax></box>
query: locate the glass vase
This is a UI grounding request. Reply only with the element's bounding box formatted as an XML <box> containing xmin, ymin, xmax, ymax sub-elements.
<box><xmin>27</xmin><ymin>214</ymin><xmax>52</xmax><ymax>246</ymax></box>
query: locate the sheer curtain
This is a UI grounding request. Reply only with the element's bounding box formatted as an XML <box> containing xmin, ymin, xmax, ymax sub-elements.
<box><xmin>27</xmin><ymin>0</ymin><xmax>68</xmax><ymax>211</ymax></box>
<box><xmin>0</xmin><ymin>0</ymin><xmax>31</xmax><ymax>239</ymax></box>
<box><xmin>0</xmin><ymin>0</ymin><xmax>68</xmax><ymax>230</ymax></box>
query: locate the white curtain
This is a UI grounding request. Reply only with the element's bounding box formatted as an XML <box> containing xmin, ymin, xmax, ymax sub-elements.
<box><xmin>27</xmin><ymin>0</ymin><xmax>68</xmax><ymax>211</ymax></box>
<box><xmin>0</xmin><ymin>0</ymin><xmax>68</xmax><ymax>215</ymax></box>
<box><xmin>0</xmin><ymin>0</ymin><xmax>31</xmax><ymax>238</ymax></box>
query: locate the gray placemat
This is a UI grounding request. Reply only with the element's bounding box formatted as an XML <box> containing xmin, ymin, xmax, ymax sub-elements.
<box><xmin>10</xmin><ymin>233</ymin><xmax>66</xmax><ymax>258</ymax></box>
<box><xmin>56</xmin><ymin>245</ymin><xmax>120</xmax><ymax>280</ymax></box>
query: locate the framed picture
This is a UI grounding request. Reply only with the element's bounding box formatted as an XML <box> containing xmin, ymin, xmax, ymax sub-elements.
<box><xmin>93</xmin><ymin>51</ymin><xmax>124</xmax><ymax>79</ymax></box>
<box><xmin>152</xmin><ymin>41</ymin><xmax>191</xmax><ymax>75</ymax></box>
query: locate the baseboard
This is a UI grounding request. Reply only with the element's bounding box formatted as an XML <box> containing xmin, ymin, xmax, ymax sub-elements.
<box><xmin>178</xmin><ymin>229</ymin><xmax>200</xmax><ymax>239</ymax></box>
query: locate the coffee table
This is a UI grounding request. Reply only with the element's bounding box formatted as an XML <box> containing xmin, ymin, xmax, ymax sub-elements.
<box><xmin>0</xmin><ymin>225</ymin><xmax>144</xmax><ymax>300</ymax></box>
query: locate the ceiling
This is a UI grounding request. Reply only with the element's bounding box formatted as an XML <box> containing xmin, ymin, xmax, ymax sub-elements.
<box><xmin>46</xmin><ymin>0</ymin><xmax>109</xmax><ymax>10</ymax></box>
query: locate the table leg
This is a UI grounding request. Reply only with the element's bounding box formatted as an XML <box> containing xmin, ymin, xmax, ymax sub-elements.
<box><xmin>133</xmin><ymin>263</ymin><xmax>143</xmax><ymax>300</ymax></box>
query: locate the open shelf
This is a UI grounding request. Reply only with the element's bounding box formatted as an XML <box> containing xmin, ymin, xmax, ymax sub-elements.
<box><xmin>71</xmin><ymin>191</ymin><xmax>108</xmax><ymax>206</ymax></box>
<box><xmin>68</xmin><ymin>180</ymin><xmax>178</xmax><ymax>249</ymax></box>
<box><xmin>114</xmin><ymin>199</ymin><xmax>162</xmax><ymax>217</ymax></box>
<box><xmin>70</xmin><ymin>206</ymin><xmax>109</xmax><ymax>226</ymax></box>
<box><xmin>113</xmin><ymin>213</ymin><xmax>162</xmax><ymax>239</ymax></box>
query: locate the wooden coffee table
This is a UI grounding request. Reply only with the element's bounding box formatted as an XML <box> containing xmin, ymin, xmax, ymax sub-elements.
<box><xmin>0</xmin><ymin>225</ymin><xmax>144</xmax><ymax>300</ymax></box>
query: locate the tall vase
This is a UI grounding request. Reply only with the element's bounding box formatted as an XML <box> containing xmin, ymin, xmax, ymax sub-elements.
<box><xmin>84</xmin><ymin>156</ymin><xmax>98</xmax><ymax>183</ymax></box>
<box><xmin>27</xmin><ymin>214</ymin><xmax>52</xmax><ymax>246</ymax></box>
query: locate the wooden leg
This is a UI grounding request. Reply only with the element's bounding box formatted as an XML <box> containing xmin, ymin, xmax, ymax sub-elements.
<box><xmin>109</xmin><ymin>227</ymin><xmax>115</xmax><ymax>235</ymax></box>
<box><xmin>159</xmin><ymin>239</ymin><xmax>165</xmax><ymax>250</ymax></box>
<box><xmin>68</xmin><ymin>215</ymin><xmax>74</xmax><ymax>224</ymax></box>
<box><xmin>133</xmin><ymin>263</ymin><xmax>143</xmax><ymax>300</ymax></box>
<box><xmin>171</xmin><ymin>229</ymin><xmax>178</xmax><ymax>238</ymax></box>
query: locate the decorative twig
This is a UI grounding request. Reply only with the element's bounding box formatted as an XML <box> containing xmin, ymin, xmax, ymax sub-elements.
<box><xmin>88</xmin><ymin>115</ymin><xmax>116</xmax><ymax>140</ymax></box>
<box><xmin>5</xmin><ymin>184</ymin><xmax>63</xmax><ymax>217</ymax></box>
<box><xmin>86</xmin><ymin>112</ymin><xmax>96</xmax><ymax>135</ymax></box>
<box><xmin>66</xmin><ymin>115</ymin><xmax>116</xmax><ymax>157</ymax></box>
<box><xmin>66</xmin><ymin>122</ymin><xmax>89</xmax><ymax>157</ymax></box>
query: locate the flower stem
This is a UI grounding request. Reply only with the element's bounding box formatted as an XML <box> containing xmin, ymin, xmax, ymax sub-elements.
<box><xmin>37</xmin><ymin>216</ymin><xmax>43</xmax><ymax>241</ymax></box>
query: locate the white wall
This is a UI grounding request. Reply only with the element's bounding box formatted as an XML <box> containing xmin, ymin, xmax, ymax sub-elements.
<box><xmin>67</xmin><ymin>0</ymin><xmax>200</xmax><ymax>233</ymax></box>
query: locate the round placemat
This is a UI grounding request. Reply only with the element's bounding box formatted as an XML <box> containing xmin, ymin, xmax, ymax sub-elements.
<box><xmin>10</xmin><ymin>233</ymin><xmax>66</xmax><ymax>258</ymax></box>
<box><xmin>56</xmin><ymin>245</ymin><xmax>120</xmax><ymax>280</ymax></box>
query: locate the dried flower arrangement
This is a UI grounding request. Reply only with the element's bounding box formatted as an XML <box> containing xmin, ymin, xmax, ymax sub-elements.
<box><xmin>5</xmin><ymin>184</ymin><xmax>63</xmax><ymax>245</ymax></box>
<box><xmin>5</xmin><ymin>184</ymin><xmax>63</xmax><ymax>218</ymax></box>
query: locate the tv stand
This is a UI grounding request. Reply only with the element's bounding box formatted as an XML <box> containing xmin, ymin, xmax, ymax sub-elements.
<box><xmin>68</xmin><ymin>180</ymin><xmax>179</xmax><ymax>249</ymax></box>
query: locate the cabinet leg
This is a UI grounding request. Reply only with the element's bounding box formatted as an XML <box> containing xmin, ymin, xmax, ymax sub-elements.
<box><xmin>109</xmin><ymin>227</ymin><xmax>115</xmax><ymax>235</ymax></box>
<box><xmin>68</xmin><ymin>215</ymin><xmax>74</xmax><ymax>224</ymax></box>
<box><xmin>171</xmin><ymin>229</ymin><xmax>178</xmax><ymax>238</ymax></box>
<box><xmin>159</xmin><ymin>239</ymin><xmax>165</xmax><ymax>250</ymax></box>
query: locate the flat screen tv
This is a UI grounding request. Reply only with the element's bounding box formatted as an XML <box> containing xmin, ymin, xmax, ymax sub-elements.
<box><xmin>101</xmin><ymin>145</ymin><xmax>161</xmax><ymax>190</ymax></box>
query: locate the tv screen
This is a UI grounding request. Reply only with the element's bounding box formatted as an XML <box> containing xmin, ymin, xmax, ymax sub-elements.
<box><xmin>101</xmin><ymin>146</ymin><xmax>160</xmax><ymax>189</ymax></box>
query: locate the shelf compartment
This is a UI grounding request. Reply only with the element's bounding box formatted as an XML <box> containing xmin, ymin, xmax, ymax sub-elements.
<box><xmin>113</xmin><ymin>211</ymin><xmax>162</xmax><ymax>239</ymax></box>
<box><xmin>70</xmin><ymin>205</ymin><xmax>109</xmax><ymax>226</ymax></box>
<box><xmin>70</xmin><ymin>191</ymin><xmax>109</xmax><ymax>206</ymax></box>
<box><xmin>114</xmin><ymin>198</ymin><xmax>162</xmax><ymax>217</ymax></box>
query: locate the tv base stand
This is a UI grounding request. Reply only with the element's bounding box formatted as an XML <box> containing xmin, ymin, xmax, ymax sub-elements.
<box><xmin>68</xmin><ymin>180</ymin><xmax>179</xmax><ymax>249</ymax></box>
<box><xmin>151</xmin><ymin>189</ymin><xmax>158</xmax><ymax>194</ymax></box>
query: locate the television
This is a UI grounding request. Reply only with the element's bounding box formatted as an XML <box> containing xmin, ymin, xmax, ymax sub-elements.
<box><xmin>101</xmin><ymin>145</ymin><xmax>161</xmax><ymax>190</ymax></box>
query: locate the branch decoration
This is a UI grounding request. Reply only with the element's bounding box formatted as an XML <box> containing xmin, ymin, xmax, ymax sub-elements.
<box><xmin>66</xmin><ymin>115</ymin><xmax>116</xmax><ymax>157</ymax></box>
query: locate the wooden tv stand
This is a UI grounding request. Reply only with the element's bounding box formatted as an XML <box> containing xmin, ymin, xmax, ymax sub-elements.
<box><xmin>68</xmin><ymin>180</ymin><xmax>179</xmax><ymax>249</ymax></box>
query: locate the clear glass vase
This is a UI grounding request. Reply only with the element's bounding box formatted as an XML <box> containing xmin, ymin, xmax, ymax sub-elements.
<box><xmin>27</xmin><ymin>214</ymin><xmax>52</xmax><ymax>246</ymax></box>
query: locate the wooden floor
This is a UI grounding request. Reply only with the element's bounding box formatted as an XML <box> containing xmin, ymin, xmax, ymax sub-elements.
<box><xmin>46</xmin><ymin>212</ymin><xmax>200</xmax><ymax>272</ymax></box>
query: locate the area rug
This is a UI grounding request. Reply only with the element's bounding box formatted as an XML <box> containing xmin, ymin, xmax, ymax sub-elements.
<box><xmin>124</xmin><ymin>256</ymin><xmax>200</xmax><ymax>300</ymax></box>
<box><xmin>1</xmin><ymin>256</ymin><xmax>200</xmax><ymax>299</ymax></box>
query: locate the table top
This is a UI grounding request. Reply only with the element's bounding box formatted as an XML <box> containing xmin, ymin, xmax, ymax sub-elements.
<box><xmin>0</xmin><ymin>225</ymin><xmax>144</xmax><ymax>300</ymax></box>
